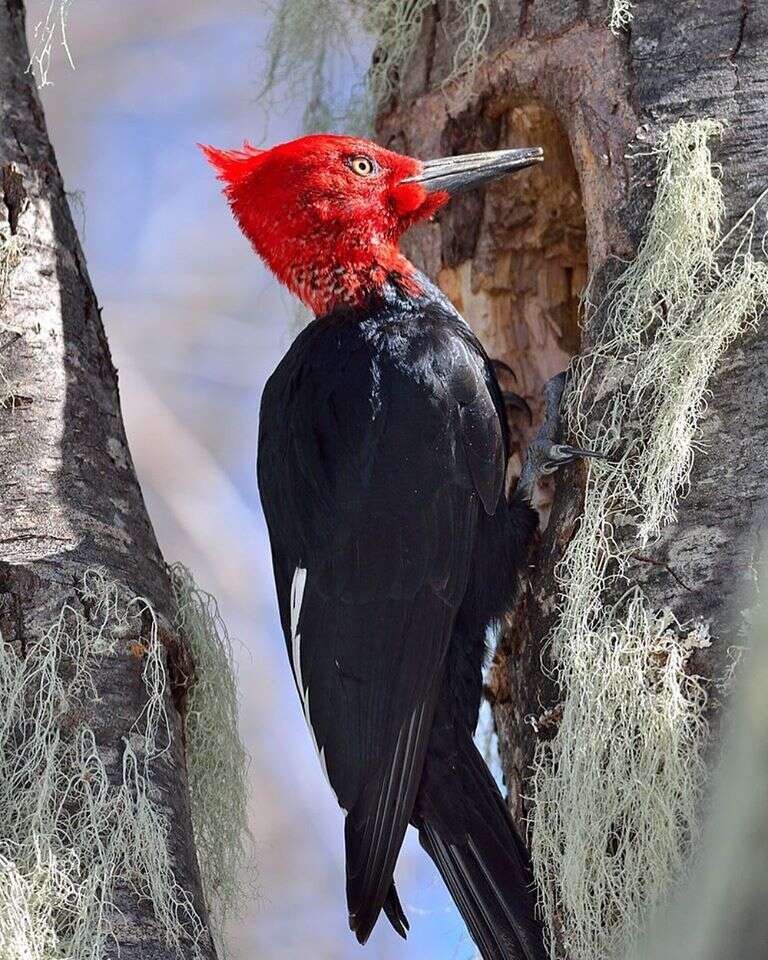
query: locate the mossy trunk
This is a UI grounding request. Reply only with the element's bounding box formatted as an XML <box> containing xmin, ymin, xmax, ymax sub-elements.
<box><xmin>0</xmin><ymin>2</ymin><xmax>215</xmax><ymax>957</ymax></box>
<box><xmin>377</xmin><ymin>0</ymin><xmax>768</xmax><ymax>954</ymax></box>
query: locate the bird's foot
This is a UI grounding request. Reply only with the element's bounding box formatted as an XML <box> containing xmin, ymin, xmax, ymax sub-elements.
<box><xmin>516</xmin><ymin>372</ymin><xmax>606</xmax><ymax>527</ymax></box>
<box><xmin>538</xmin><ymin>441</ymin><xmax>608</xmax><ymax>473</ymax></box>
<box><xmin>501</xmin><ymin>389</ymin><xmax>532</xmax><ymax>424</ymax></box>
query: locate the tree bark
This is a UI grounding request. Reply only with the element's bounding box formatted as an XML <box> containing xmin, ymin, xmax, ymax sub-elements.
<box><xmin>376</xmin><ymin>0</ymin><xmax>768</xmax><ymax>922</ymax></box>
<box><xmin>630</xmin><ymin>572</ymin><xmax>768</xmax><ymax>960</ymax></box>
<box><xmin>0</xmin><ymin>2</ymin><xmax>215</xmax><ymax>957</ymax></box>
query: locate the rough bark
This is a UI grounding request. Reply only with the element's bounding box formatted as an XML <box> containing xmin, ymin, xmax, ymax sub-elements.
<box><xmin>631</xmin><ymin>574</ymin><xmax>768</xmax><ymax>960</ymax></box>
<box><xmin>0</xmin><ymin>2</ymin><xmax>214</xmax><ymax>957</ymax></box>
<box><xmin>378</xmin><ymin>1</ymin><xmax>768</xmax><ymax>834</ymax></box>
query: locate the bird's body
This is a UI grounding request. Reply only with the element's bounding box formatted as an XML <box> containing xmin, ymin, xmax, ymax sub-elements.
<box><xmin>202</xmin><ymin>132</ymin><xmax>575</xmax><ymax>959</ymax></box>
<box><xmin>258</xmin><ymin>271</ymin><xmax>542</xmax><ymax>957</ymax></box>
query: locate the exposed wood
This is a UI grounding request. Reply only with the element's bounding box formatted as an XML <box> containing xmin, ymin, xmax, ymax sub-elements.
<box><xmin>437</xmin><ymin>101</ymin><xmax>586</xmax><ymax>477</ymax></box>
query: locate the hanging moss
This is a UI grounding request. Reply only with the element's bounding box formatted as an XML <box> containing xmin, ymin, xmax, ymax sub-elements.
<box><xmin>0</xmin><ymin>566</ymin><xmax>249</xmax><ymax>960</ymax></box>
<box><xmin>26</xmin><ymin>0</ymin><xmax>76</xmax><ymax>87</ymax></box>
<box><xmin>0</xmin><ymin>233</ymin><xmax>23</xmax><ymax>311</ymax></box>
<box><xmin>263</xmin><ymin>0</ymin><xmax>493</xmax><ymax>133</ymax></box>
<box><xmin>364</xmin><ymin>0</ymin><xmax>490</xmax><ymax>110</ymax></box>
<box><xmin>529</xmin><ymin>119</ymin><xmax>768</xmax><ymax>960</ymax></box>
<box><xmin>170</xmin><ymin>563</ymin><xmax>250</xmax><ymax>944</ymax></box>
<box><xmin>625</xmin><ymin>570</ymin><xmax>768</xmax><ymax>960</ymax></box>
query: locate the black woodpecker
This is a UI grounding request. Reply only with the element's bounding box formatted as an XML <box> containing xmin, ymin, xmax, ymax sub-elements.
<box><xmin>203</xmin><ymin>133</ymin><xmax>602</xmax><ymax>960</ymax></box>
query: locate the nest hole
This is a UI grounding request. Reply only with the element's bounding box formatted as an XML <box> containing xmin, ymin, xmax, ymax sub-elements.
<box><xmin>437</xmin><ymin>102</ymin><xmax>587</xmax><ymax>474</ymax></box>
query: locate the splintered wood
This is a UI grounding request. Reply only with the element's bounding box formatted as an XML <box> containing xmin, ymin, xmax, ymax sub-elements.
<box><xmin>437</xmin><ymin>103</ymin><xmax>586</xmax><ymax>474</ymax></box>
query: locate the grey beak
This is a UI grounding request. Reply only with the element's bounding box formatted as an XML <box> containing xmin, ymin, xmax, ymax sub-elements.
<box><xmin>403</xmin><ymin>147</ymin><xmax>543</xmax><ymax>196</ymax></box>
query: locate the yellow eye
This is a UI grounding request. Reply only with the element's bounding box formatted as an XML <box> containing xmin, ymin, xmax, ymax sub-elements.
<box><xmin>349</xmin><ymin>155</ymin><xmax>376</xmax><ymax>177</ymax></box>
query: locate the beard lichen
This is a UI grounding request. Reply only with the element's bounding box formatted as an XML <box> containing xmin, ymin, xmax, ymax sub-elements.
<box><xmin>364</xmin><ymin>0</ymin><xmax>490</xmax><ymax>110</ymax></box>
<box><xmin>529</xmin><ymin>119</ymin><xmax>768</xmax><ymax>960</ymax></box>
<box><xmin>262</xmin><ymin>0</ymin><xmax>492</xmax><ymax>132</ymax></box>
<box><xmin>609</xmin><ymin>0</ymin><xmax>634</xmax><ymax>34</ymax></box>
<box><xmin>26</xmin><ymin>0</ymin><xmax>77</xmax><ymax>87</ymax></box>
<box><xmin>0</xmin><ymin>233</ymin><xmax>23</xmax><ymax>313</ymax></box>
<box><xmin>0</xmin><ymin>565</ymin><xmax>248</xmax><ymax>960</ymax></box>
<box><xmin>170</xmin><ymin>563</ymin><xmax>250</xmax><ymax>942</ymax></box>
<box><xmin>625</xmin><ymin>570</ymin><xmax>768</xmax><ymax>960</ymax></box>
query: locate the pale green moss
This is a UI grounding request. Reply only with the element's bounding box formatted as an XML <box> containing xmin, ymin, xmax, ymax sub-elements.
<box><xmin>0</xmin><ymin>566</ymin><xmax>249</xmax><ymax>960</ymax></box>
<box><xmin>610</xmin><ymin>0</ymin><xmax>634</xmax><ymax>34</ymax></box>
<box><xmin>0</xmin><ymin>233</ymin><xmax>23</xmax><ymax>312</ymax></box>
<box><xmin>170</xmin><ymin>563</ymin><xmax>251</xmax><ymax>942</ymax></box>
<box><xmin>530</xmin><ymin>119</ymin><xmax>768</xmax><ymax>960</ymax></box>
<box><xmin>27</xmin><ymin>0</ymin><xmax>76</xmax><ymax>87</ymax></box>
<box><xmin>263</xmin><ymin>0</ymin><xmax>493</xmax><ymax>133</ymax></box>
<box><xmin>0</xmin><ymin>570</ymin><xmax>205</xmax><ymax>959</ymax></box>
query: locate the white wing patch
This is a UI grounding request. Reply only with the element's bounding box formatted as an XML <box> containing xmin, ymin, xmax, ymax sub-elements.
<box><xmin>484</xmin><ymin>618</ymin><xmax>501</xmax><ymax>647</ymax></box>
<box><xmin>289</xmin><ymin>566</ymin><xmax>342</xmax><ymax>809</ymax></box>
<box><xmin>290</xmin><ymin>566</ymin><xmax>307</xmax><ymax>695</ymax></box>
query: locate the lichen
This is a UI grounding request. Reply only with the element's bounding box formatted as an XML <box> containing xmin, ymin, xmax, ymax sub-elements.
<box><xmin>625</xmin><ymin>573</ymin><xmax>768</xmax><ymax>960</ymax></box>
<box><xmin>529</xmin><ymin>119</ymin><xmax>768</xmax><ymax>960</ymax></box>
<box><xmin>609</xmin><ymin>0</ymin><xmax>634</xmax><ymax>34</ymax></box>
<box><xmin>262</xmin><ymin>0</ymin><xmax>493</xmax><ymax>133</ymax></box>
<box><xmin>0</xmin><ymin>566</ymin><xmax>249</xmax><ymax>960</ymax></box>
<box><xmin>27</xmin><ymin>0</ymin><xmax>76</xmax><ymax>88</ymax></box>
<box><xmin>0</xmin><ymin>233</ymin><xmax>23</xmax><ymax>313</ymax></box>
<box><xmin>170</xmin><ymin>563</ymin><xmax>251</xmax><ymax>941</ymax></box>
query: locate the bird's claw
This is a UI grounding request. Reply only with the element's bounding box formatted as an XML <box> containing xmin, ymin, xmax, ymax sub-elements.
<box><xmin>516</xmin><ymin>372</ymin><xmax>608</xmax><ymax>527</ymax></box>
<box><xmin>491</xmin><ymin>358</ymin><xmax>532</xmax><ymax>425</ymax></box>
<box><xmin>490</xmin><ymin>358</ymin><xmax>517</xmax><ymax>382</ymax></box>
<box><xmin>541</xmin><ymin>442</ymin><xmax>608</xmax><ymax>474</ymax></box>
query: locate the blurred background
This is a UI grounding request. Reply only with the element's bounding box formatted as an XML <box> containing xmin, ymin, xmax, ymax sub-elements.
<box><xmin>28</xmin><ymin>2</ymin><xmax>472</xmax><ymax>957</ymax></box>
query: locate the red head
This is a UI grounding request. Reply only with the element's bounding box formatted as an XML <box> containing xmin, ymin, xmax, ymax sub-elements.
<box><xmin>201</xmin><ymin>134</ymin><xmax>542</xmax><ymax>316</ymax></box>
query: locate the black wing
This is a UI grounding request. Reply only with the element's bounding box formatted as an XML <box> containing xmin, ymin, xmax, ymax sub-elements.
<box><xmin>257</xmin><ymin>310</ymin><xmax>505</xmax><ymax>942</ymax></box>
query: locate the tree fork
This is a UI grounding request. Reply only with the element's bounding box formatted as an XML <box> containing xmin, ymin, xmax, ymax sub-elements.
<box><xmin>0</xmin><ymin>2</ymin><xmax>216</xmax><ymax>956</ymax></box>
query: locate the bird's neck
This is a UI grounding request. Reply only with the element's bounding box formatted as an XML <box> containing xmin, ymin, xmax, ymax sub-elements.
<box><xmin>280</xmin><ymin>242</ymin><xmax>423</xmax><ymax>316</ymax></box>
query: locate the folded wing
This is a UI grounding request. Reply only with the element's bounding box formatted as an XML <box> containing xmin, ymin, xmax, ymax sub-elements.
<box><xmin>258</xmin><ymin>315</ymin><xmax>506</xmax><ymax>942</ymax></box>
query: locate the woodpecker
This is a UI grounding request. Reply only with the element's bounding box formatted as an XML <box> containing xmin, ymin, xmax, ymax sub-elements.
<box><xmin>203</xmin><ymin>134</ymin><xmax>599</xmax><ymax>960</ymax></box>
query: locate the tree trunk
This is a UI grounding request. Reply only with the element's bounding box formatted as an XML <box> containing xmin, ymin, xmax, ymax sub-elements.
<box><xmin>377</xmin><ymin>0</ymin><xmax>767</xmax><ymax>955</ymax></box>
<box><xmin>629</xmin><ymin>570</ymin><xmax>768</xmax><ymax>960</ymax></box>
<box><xmin>0</xmin><ymin>2</ymin><xmax>215</xmax><ymax>957</ymax></box>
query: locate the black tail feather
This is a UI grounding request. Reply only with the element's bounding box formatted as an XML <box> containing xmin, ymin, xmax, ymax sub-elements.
<box><xmin>414</xmin><ymin>726</ymin><xmax>547</xmax><ymax>960</ymax></box>
<box><xmin>382</xmin><ymin>882</ymin><xmax>410</xmax><ymax>939</ymax></box>
<box><xmin>345</xmin><ymin>699</ymin><xmax>433</xmax><ymax>944</ymax></box>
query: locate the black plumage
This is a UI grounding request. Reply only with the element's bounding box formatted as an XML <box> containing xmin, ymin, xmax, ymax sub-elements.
<box><xmin>258</xmin><ymin>271</ymin><xmax>545</xmax><ymax>960</ymax></box>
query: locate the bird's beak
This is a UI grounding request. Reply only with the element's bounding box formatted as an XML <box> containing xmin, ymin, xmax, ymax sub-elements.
<box><xmin>403</xmin><ymin>147</ymin><xmax>543</xmax><ymax>196</ymax></box>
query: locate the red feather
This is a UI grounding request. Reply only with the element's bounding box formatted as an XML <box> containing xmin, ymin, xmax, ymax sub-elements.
<box><xmin>198</xmin><ymin>141</ymin><xmax>265</xmax><ymax>186</ymax></box>
<box><xmin>199</xmin><ymin>134</ymin><xmax>445</xmax><ymax>315</ymax></box>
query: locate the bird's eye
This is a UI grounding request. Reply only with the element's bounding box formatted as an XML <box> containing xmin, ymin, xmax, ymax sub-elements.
<box><xmin>349</xmin><ymin>155</ymin><xmax>376</xmax><ymax>177</ymax></box>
